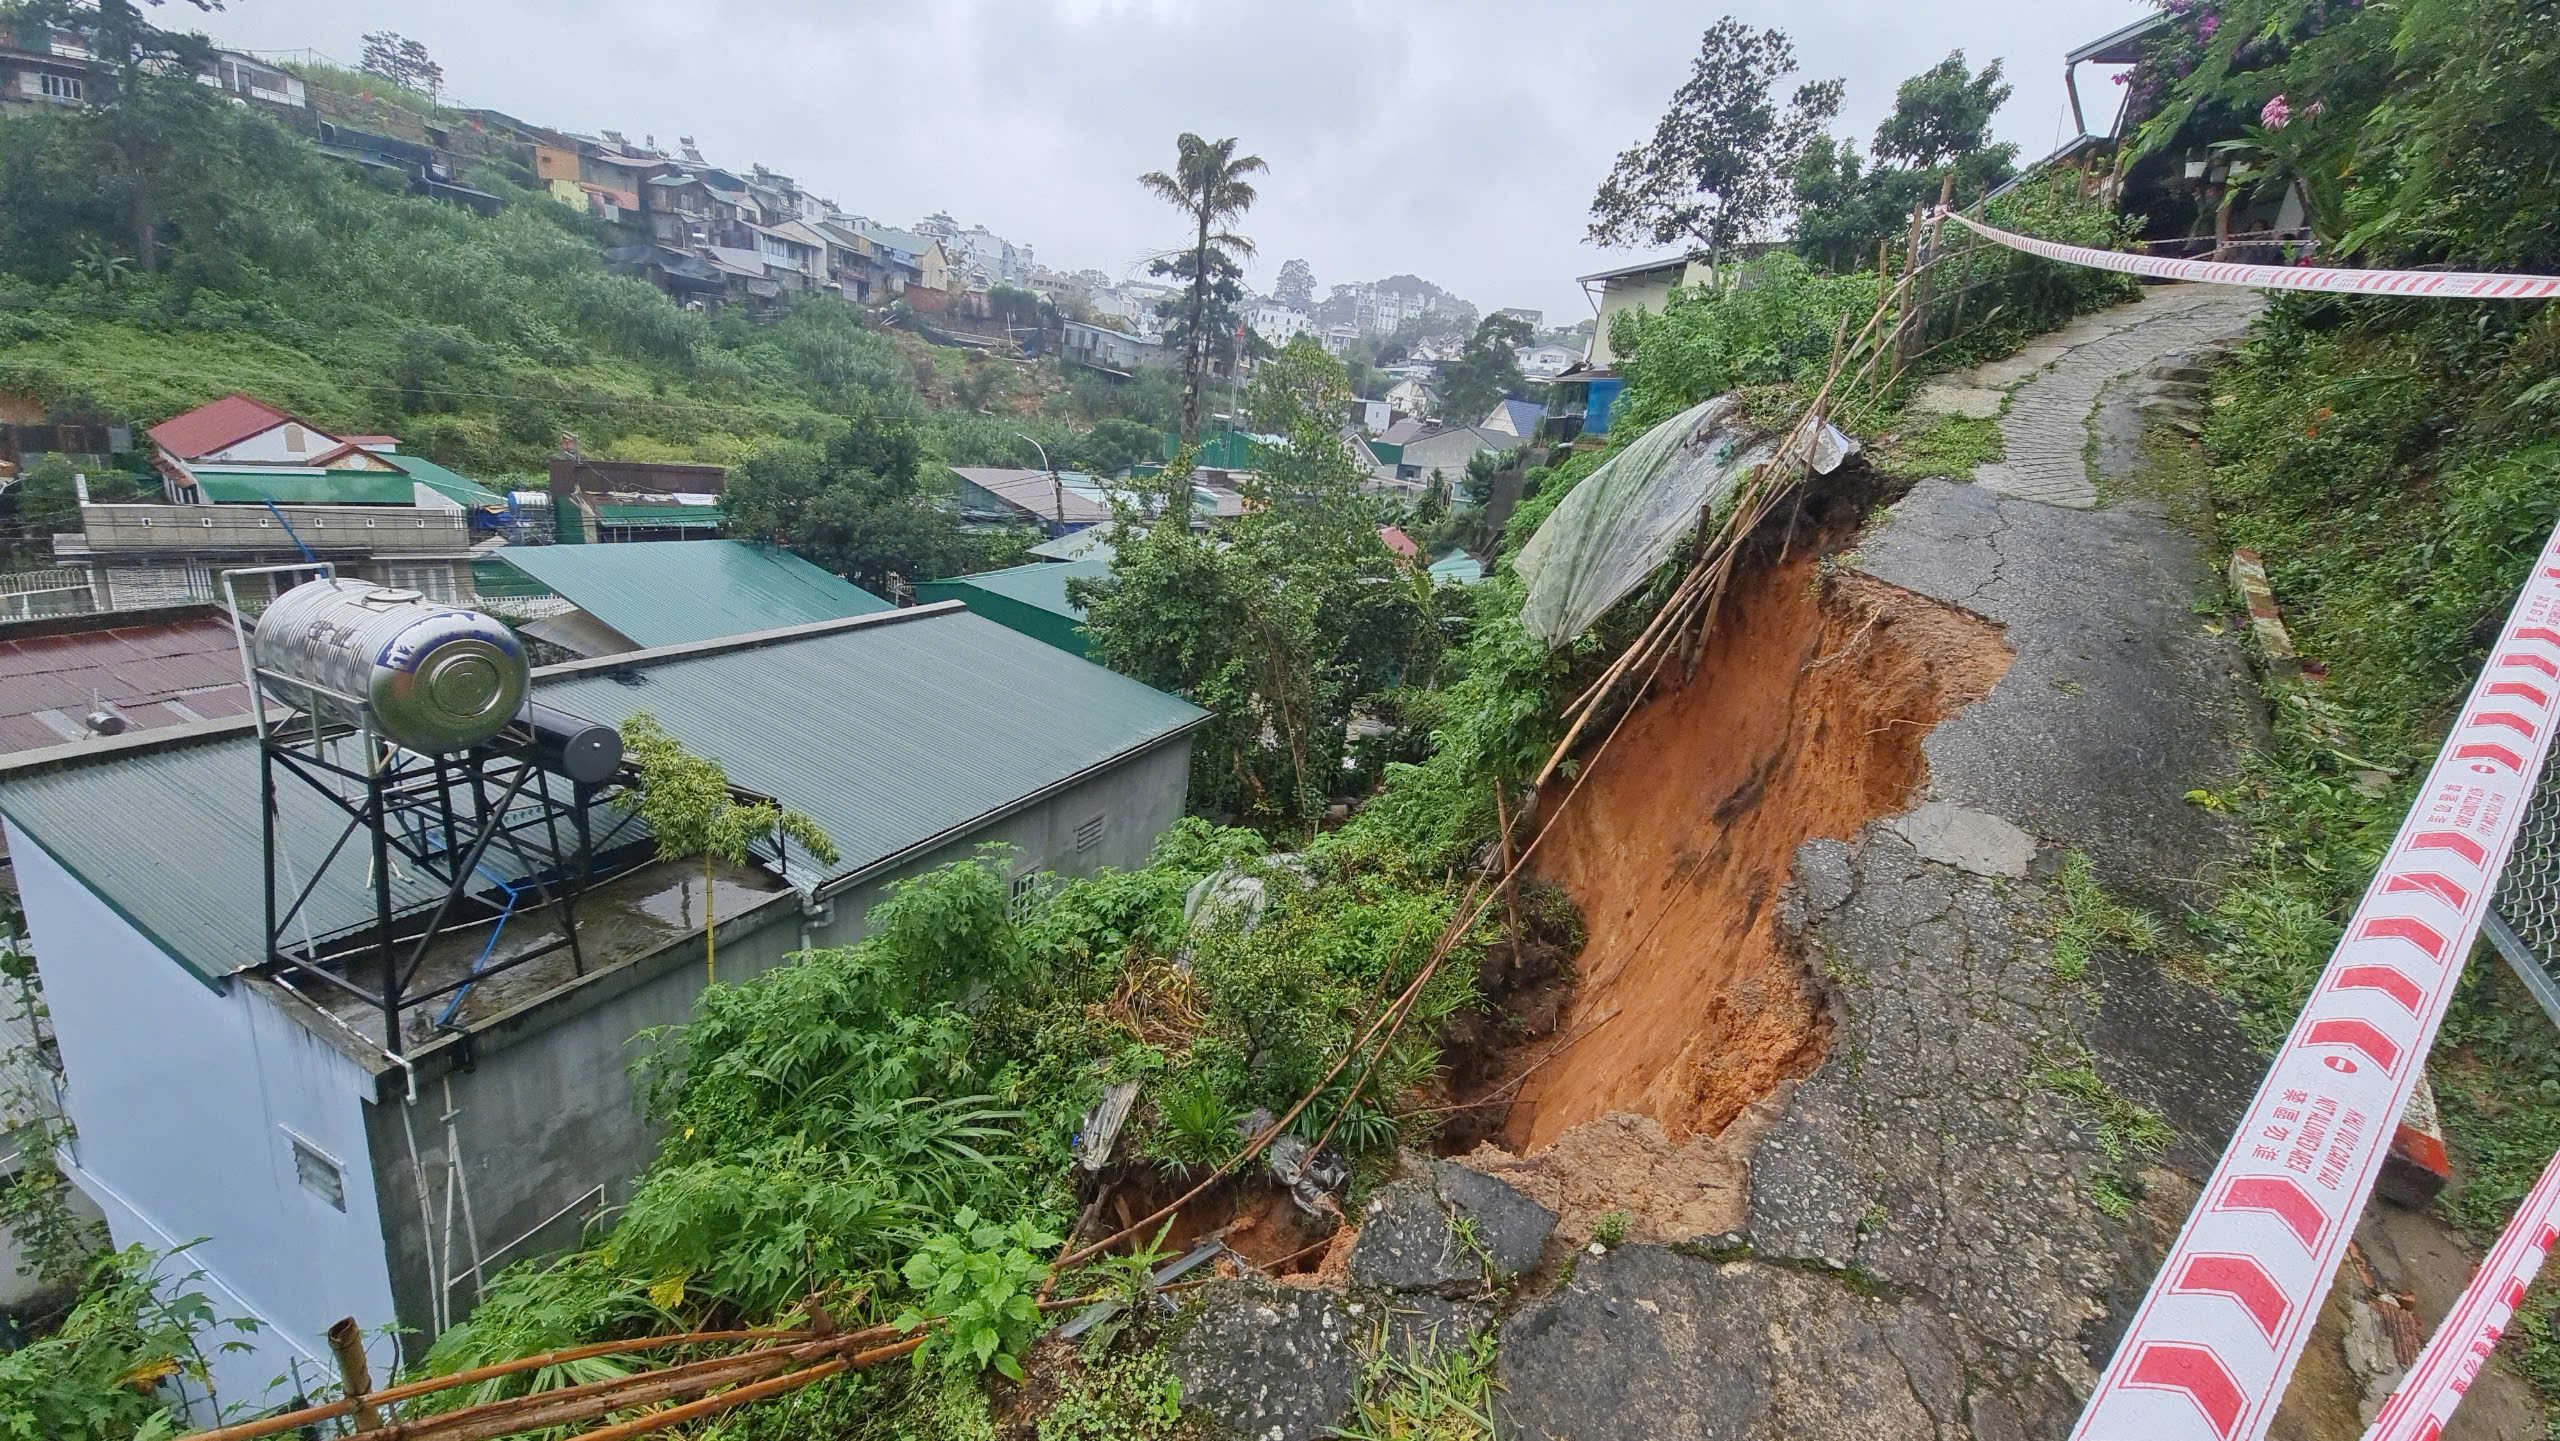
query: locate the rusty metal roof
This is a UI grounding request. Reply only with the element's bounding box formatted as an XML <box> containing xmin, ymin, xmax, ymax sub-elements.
<box><xmin>144</xmin><ymin>393</ymin><xmax>293</xmax><ymax>459</ymax></box>
<box><xmin>0</xmin><ymin>608</ymin><xmax>252</xmax><ymax>754</ymax></box>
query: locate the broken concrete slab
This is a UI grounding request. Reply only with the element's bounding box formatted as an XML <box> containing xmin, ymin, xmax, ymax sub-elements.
<box><xmin>1347</xmin><ymin>1179</ymin><xmax>1479</xmax><ymax>1296</ymax></box>
<box><xmin>1167</xmin><ymin>1281</ymin><xmax>1359</xmax><ymax>1441</ymax></box>
<box><xmin>1347</xmin><ymin>1161</ymin><xmax>1559</xmax><ymax>1296</ymax></box>
<box><xmin>1430</xmin><ymin>1158</ymin><xmax>1558</xmax><ymax>1280</ymax></box>
<box><xmin>1888</xmin><ymin>799</ymin><xmax>2036</xmax><ymax>877</ymax></box>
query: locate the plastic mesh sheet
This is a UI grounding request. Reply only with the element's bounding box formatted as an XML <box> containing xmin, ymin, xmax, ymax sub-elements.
<box><xmin>1513</xmin><ymin>395</ymin><xmax>1853</xmax><ymax>649</ymax></box>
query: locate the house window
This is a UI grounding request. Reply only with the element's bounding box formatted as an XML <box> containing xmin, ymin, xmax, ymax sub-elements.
<box><xmin>287</xmin><ymin>1130</ymin><xmax>346</xmax><ymax>1211</ymax></box>
<box><xmin>1007</xmin><ymin>871</ymin><xmax>1043</xmax><ymax>921</ymax></box>
<box><xmin>1074</xmin><ymin>813</ymin><xmax>1106</xmax><ymax>854</ymax></box>
<box><xmin>40</xmin><ymin>72</ymin><xmax>82</xmax><ymax>101</ymax></box>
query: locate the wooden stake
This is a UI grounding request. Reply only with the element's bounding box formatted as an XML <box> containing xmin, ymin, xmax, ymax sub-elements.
<box><xmin>328</xmin><ymin>1317</ymin><xmax>383</xmax><ymax>1433</ymax></box>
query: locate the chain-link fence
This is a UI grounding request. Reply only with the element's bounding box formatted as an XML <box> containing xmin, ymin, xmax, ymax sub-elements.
<box><xmin>2489</xmin><ymin>757</ymin><xmax>2560</xmax><ymax>1024</ymax></box>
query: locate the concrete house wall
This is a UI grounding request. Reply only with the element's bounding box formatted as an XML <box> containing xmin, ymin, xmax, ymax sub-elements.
<box><xmin>1586</xmin><ymin>259</ymin><xmax>1711</xmax><ymax>368</ymax></box>
<box><xmin>199</xmin><ymin>421</ymin><xmax>339</xmax><ymax>466</ymax></box>
<box><xmin>362</xmin><ymin>884</ymin><xmax>807</xmax><ymax>1355</ymax></box>
<box><xmin>805</xmin><ymin>735</ymin><xmax>1193</xmax><ymax>951</ymax></box>
<box><xmin>10</xmin><ymin>822</ymin><xmax>400</xmax><ymax>1416</ymax></box>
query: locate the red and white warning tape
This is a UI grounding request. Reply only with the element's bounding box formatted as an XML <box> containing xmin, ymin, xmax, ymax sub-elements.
<box><xmin>1943</xmin><ymin>213</ymin><xmax>2560</xmax><ymax>300</ymax></box>
<box><xmin>2362</xmin><ymin>1146</ymin><xmax>2560</xmax><ymax>1441</ymax></box>
<box><xmin>2070</xmin><ymin>518</ymin><xmax>2560</xmax><ymax>1441</ymax></box>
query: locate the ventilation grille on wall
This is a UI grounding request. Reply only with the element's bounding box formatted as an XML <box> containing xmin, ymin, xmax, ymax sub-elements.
<box><xmin>1074</xmin><ymin>813</ymin><xmax>1106</xmax><ymax>853</ymax></box>
<box><xmin>287</xmin><ymin>1130</ymin><xmax>346</xmax><ymax>1211</ymax></box>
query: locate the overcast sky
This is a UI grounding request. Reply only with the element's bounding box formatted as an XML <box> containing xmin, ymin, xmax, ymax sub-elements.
<box><xmin>198</xmin><ymin>0</ymin><xmax>2149</xmax><ymax>322</ymax></box>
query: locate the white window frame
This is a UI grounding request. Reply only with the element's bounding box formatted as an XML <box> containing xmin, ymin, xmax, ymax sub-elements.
<box><xmin>1007</xmin><ymin>870</ymin><xmax>1044</xmax><ymax>922</ymax></box>
<box><xmin>283</xmin><ymin>1127</ymin><xmax>347</xmax><ymax>1211</ymax></box>
<box><xmin>40</xmin><ymin>71</ymin><xmax>83</xmax><ymax>102</ymax></box>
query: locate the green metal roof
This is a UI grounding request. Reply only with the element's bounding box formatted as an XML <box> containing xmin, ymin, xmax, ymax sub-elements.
<box><xmin>0</xmin><ymin>608</ymin><xmax>1205</xmax><ymax>985</ymax></box>
<box><xmin>597</xmin><ymin>504</ymin><xmax>722</xmax><ymax>529</ymax></box>
<box><xmin>491</xmin><ymin>540</ymin><xmax>889</xmax><ymax>648</ymax></box>
<box><xmin>386</xmin><ymin>454</ymin><xmax>509</xmax><ymax>509</ymax></box>
<box><xmin>1427</xmin><ymin>551</ymin><xmax>1487</xmax><ymax>585</ymax></box>
<box><xmin>470</xmin><ymin>557</ymin><xmax>557</xmax><ymax>599</ymax></box>
<box><xmin>191</xmin><ymin>467</ymin><xmax>417</xmax><ymax>505</ymax></box>
<box><xmin>187</xmin><ymin>458</ymin><xmax>508</xmax><ymax>510</ymax></box>
<box><xmin>918</xmin><ymin>558</ymin><xmax>1107</xmax><ymax>621</ymax></box>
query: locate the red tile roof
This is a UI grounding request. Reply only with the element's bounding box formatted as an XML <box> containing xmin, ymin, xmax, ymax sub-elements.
<box><xmin>0</xmin><ymin>612</ymin><xmax>252</xmax><ymax>754</ymax></box>
<box><xmin>1379</xmin><ymin>526</ymin><xmax>1420</xmax><ymax>559</ymax></box>
<box><xmin>146</xmin><ymin>393</ymin><xmax>292</xmax><ymax>460</ymax></box>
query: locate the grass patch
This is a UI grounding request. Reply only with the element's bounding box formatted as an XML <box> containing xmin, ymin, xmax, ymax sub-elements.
<box><xmin>1338</xmin><ymin>1327</ymin><xmax>1501</xmax><ymax>1441</ymax></box>
<box><xmin>2037</xmin><ymin>1047</ymin><xmax>2174</xmax><ymax>1219</ymax></box>
<box><xmin>1870</xmin><ymin>411</ymin><xmax>2003</xmax><ymax>479</ymax></box>
<box><xmin>1033</xmin><ymin>1345</ymin><xmax>1190</xmax><ymax>1441</ymax></box>
<box><xmin>2051</xmin><ymin>850</ymin><xmax>2168</xmax><ymax>982</ymax></box>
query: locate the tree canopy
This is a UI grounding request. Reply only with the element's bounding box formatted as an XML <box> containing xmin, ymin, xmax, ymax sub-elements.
<box><xmin>1587</xmin><ymin>18</ymin><xmax>1842</xmax><ymax>262</ymax></box>
<box><xmin>1871</xmin><ymin>51</ymin><xmax>2013</xmax><ymax>170</ymax></box>
<box><xmin>721</xmin><ymin>401</ymin><xmax>1022</xmax><ymax>592</ymax></box>
<box><xmin>1075</xmin><ymin>344</ymin><xmax>1440</xmax><ymax>829</ymax></box>
<box><xmin>359</xmin><ymin>31</ymin><xmax>445</xmax><ymax>99</ymax></box>
<box><xmin>1434</xmin><ymin>311</ymin><xmax>1535</xmax><ymax>426</ymax></box>
<box><xmin>1790</xmin><ymin>50</ymin><xmax>2018</xmax><ymax>271</ymax></box>
<box><xmin>1273</xmin><ymin>257</ymin><xmax>1316</xmax><ymax>311</ymax></box>
<box><xmin>1138</xmin><ymin>133</ymin><xmax>1266</xmax><ymax>442</ymax></box>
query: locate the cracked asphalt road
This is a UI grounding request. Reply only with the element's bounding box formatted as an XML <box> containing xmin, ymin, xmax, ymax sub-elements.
<box><xmin>1490</xmin><ymin>286</ymin><xmax>2541</xmax><ymax>1439</ymax></box>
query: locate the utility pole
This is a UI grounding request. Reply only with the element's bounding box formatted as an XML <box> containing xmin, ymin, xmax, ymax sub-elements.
<box><xmin>1018</xmin><ymin>433</ymin><xmax>1064</xmax><ymax>538</ymax></box>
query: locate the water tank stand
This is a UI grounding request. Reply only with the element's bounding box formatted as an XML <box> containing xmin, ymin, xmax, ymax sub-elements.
<box><xmin>259</xmin><ymin>719</ymin><xmax>608</xmax><ymax>1056</ymax></box>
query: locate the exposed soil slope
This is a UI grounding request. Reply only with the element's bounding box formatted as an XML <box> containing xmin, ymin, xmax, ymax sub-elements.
<box><xmin>1501</xmin><ymin>559</ymin><xmax>2012</xmax><ymax>1150</ymax></box>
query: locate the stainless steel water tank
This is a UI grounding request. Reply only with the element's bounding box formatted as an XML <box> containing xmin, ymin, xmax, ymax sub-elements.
<box><xmin>254</xmin><ymin>578</ymin><xmax>529</xmax><ymax>753</ymax></box>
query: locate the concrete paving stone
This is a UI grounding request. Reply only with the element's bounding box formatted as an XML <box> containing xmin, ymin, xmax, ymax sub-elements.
<box><xmin>1889</xmin><ymin>800</ymin><xmax>2038</xmax><ymax>877</ymax></box>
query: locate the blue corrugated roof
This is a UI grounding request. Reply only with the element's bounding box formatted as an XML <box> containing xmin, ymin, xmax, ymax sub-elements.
<box><xmin>493</xmin><ymin>540</ymin><xmax>889</xmax><ymax>648</ymax></box>
<box><xmin>0</xmin><ymin>607</ymin><xmax>1205</xmax><ymax>984</ymax></box>
<box><xmin>1491</xmin><ymin>399</ymin><xmax>1545</xmax><ymax>439</ymax></box>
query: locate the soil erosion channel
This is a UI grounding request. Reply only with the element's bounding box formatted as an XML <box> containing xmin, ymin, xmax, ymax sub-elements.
<box><xmin>1494</xmin><ymin>543</ymin><xmax>2013</xmax><ymax>1156</ymax></box>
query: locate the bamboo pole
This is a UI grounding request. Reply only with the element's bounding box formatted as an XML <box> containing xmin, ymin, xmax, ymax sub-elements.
<box><xmin>349</xmin><ymin>1339</ymin><xmax>858</xmax><ymax>1441</ymax></box>
<box><xmin>183</xmin><ymin>1331</ymin><xmax>819</xmax><ymax>1441</ymax></box>
<box><xmin>330</xmin><ymin>1318</ymin><xmax>384</xmax><ymax>1433</ymax></box>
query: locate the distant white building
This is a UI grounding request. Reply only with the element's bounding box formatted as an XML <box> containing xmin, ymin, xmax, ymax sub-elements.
<box><xmin>1093</xmin><ymin>282</ymin><xmax>1175</xmax><ymax>338</ymax></box>
<box><xmin>1516</xmin><ymin>343</ymin><xmax>1579</xmax><ymax>380</ymax></box>
<box><xmin>1247</xmin><ymin>299</ymin><xmax>1313</xmax><ymax>347</ymax></box>
<box><xmin>1496</xmin><ymin>306</ymin><xmax>1543</xmax><ymax>330</ymax></box>
<box><xmin>1064</xmin><ymin>320</ymin><xmax>1167</xmax><ymax>374</ymax></box>
<box><xmin>918</xmin><ymin>211</ymin><xmax>1035</xmax><ymax>286</ymax></box>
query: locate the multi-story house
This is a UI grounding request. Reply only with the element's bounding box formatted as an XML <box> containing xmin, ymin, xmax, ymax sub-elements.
<box><xmin>1247</xmin><ymin>299</ymin><xmax>1313</xmax><ymax>347</ymax></box>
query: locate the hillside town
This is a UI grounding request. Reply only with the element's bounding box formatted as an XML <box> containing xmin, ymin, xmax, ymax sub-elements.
<box><xmin>5</xmin><ymin>3</ymin><xmax>2560</xmax><ymax>1441</ymax></box>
